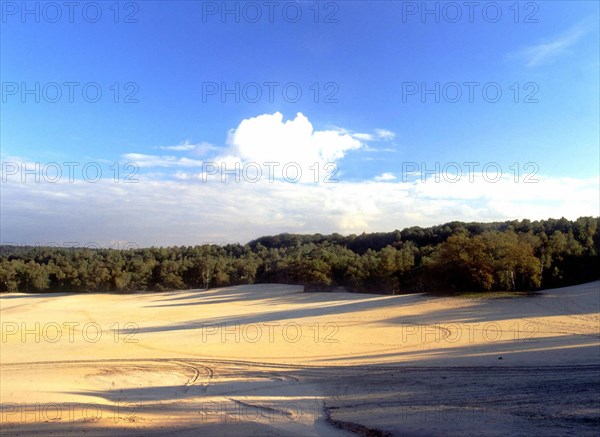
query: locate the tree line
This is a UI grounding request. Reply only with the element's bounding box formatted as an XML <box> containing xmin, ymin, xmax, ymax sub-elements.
<box><xmin>1</xmin><ymin>217</ymin><xmax>598</xmax><ymax>294</ymax></box>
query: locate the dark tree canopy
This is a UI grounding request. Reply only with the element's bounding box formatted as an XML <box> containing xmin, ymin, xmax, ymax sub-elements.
<box><xmin>1</xmin><ymin>217</ymin><xmax>598</xmax><ymax>294</ymax></box>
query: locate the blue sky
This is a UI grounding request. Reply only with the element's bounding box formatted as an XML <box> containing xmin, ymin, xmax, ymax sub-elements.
<box><xmin>1</xmin><ymin>1</ymin><xmax>599</xmax><ymax>247</ymax></box>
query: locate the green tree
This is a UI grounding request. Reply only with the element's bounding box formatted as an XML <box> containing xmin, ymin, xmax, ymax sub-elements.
<box><xmin>0</xmin><ymin>260</ymin><xmax>19</xmax><ymax>292</ymax></box>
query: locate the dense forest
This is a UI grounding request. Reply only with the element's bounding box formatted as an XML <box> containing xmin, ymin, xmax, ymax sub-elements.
<box><xmin>1</xmin><ymin>217</ymin><xmax>599</xmax><ymax>294</ymax></box>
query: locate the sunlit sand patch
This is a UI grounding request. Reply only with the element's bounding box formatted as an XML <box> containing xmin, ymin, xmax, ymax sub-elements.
<box><xmin>1</xmin><ymin>281</ymin><xmax>599</xmax><ymax>435</ymax></box>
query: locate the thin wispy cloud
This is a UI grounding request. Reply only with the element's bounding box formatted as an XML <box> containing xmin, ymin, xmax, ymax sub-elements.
<box><xmin>157</xmin><ymin>140</ymin><xmax>220</xmax><ymax>155</ymax></box>
<box><xmin>374</xmin><ymin>172</ymin><xmax>397</xmax><ymax>181</ymax></box>
<box><xmin>158</xmin><ymin>143</ymin><xmax>196</xmax><ymax>152</ymax></box>
<box><xmin>374</xmin><ymin>129</ymin><xmax>395</xmax><ymax>140</ymax></box>
<box><xmin>353</xmin><ymin>133</ymin><xmax>374</xmax><ymax>141</ymax></box>
<box><xmin>352</xmin><ymin>129</ymin><xmax>396</xmax><ymax>142</ymax></box>
<box><xmin>511</xmin><ymin>23</ymin><xmax>591</xmax><ymax>67</ymax></box>
<box><xmin>122</xmin><ymin>153</ymin><xmax>204</xmax><ymax>168</ymax></box>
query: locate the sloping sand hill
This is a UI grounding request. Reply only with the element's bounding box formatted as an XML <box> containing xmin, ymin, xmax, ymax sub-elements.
<box><xmin>1</xmin><ymin>282</ymin><xmax>598</xmax><ymax>436</ymax></box>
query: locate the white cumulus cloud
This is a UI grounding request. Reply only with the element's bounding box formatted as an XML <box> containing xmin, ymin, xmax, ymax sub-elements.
<box><xmin>224</xmin><ymin>112</ymin><xmax>362</xmax><ymax>165</ymax></box>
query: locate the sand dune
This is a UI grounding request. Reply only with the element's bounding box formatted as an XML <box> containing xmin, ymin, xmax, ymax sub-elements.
<box><xmin>1</xmin><ymin>282</ymin><xmax>599</xmax><ymax>436</ymax></box>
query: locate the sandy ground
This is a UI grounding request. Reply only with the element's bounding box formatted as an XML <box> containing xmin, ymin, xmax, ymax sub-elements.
<box><xmin>1</xmin><ymin>281</ymin><xmax>599</xmax><ymax>436</ymax></box>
